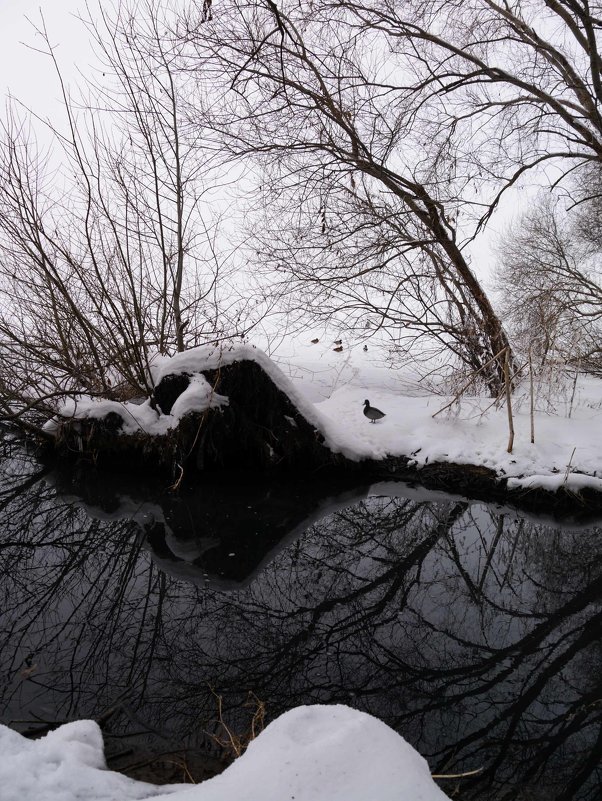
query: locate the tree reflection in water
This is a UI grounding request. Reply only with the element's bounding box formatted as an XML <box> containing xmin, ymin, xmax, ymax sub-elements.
<box><xmin>0</xmin><ymin>454</ymin><xmax>600</xmax><ymax>799</ymax></box>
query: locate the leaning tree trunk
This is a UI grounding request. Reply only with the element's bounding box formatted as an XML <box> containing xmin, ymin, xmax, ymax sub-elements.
<box><xmin>367</xmin><ymin>163</ymin><xmax>513</xmax><ymax>395</ymax></box>
<box><xmin>437</xmin><ymin>224</ymin><xmax>513</xmax><ymax>395</ymax></box>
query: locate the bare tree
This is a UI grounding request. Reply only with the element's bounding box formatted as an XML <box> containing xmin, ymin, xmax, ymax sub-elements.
<box><xmin>183</xmin><ymin>0</ymin><xmax>513</xmax><ymax>394</ymax></box>
<box><xmin>319</xmin><ymin>0</ymin><xmax>602</xmax><ymax>210</ymax></box>
<box><xmin>0</xmin><ymin>1</ymin><xmax>250</xmax><ymax>431</ymax></box>
<box><xmin>497</xmin><ymin>182</ymin><xmax>602</xmax><ymax>374</ymax></box>
<box><xmin>181</xmin><ymin>0</ymin><xmax>602</xmax><ymax>391</ymax></box>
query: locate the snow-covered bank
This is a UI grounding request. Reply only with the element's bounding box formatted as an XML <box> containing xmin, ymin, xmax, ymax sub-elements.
<box><xmin>41</xmin><ymin>343</ymin><xmax>602</xmax><ymax>502</ymax></box>
<box><xmin>0</xmin><ymin>705</ymin><xmax>450</xmax><ymax>801</ymax></box>
<box><xmin>314</xmin><ymin>385</ymin><xmax>602</xmax><ymax>495</ymax></box>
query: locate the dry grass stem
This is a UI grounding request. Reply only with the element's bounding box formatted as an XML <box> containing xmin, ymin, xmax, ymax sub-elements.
<box><xmin>207</xmin><ymin>690</ymin><xmax>266</xmax><ymax>760</ymax></box>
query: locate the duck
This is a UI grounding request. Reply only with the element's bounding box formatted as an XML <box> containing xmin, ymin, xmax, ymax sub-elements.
<box><xmin>363</xmin><ymin>399</ymin><xmax>385</xmax><ymax>423</ymax></box>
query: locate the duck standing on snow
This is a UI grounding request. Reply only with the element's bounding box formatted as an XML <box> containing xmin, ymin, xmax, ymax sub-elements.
<box><xmin>363</xmin><ymin>399</ymin><xmax>385</xmax><ymax>423</ymax></box>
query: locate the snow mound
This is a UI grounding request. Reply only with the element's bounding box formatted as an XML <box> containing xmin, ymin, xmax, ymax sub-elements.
<box><xmin>0</xmin><ymin>705</ymin><xmax>450</xmax><ymax>801</ymax></box>
<box><xmin>0</xmin><ymin>720</ymin><xmax>161</xmax><ymax>801</ymax></box>
<box><xmin>42</xmin><ymin>342</ymin><xmax>602</xmax><ymax>493</ymax></box>
<box><xmin>43</xmin><ymin>344</ymin><xmax>325</xmax><ymax>438</ymax></box>
<box><xmin>150</xmin><ymin>342</ymin><xmax>330</xmax><ymax>434</ymax></box>
<box><xmin>42</xmin><ymin>377</ymin><xmax>230</xmax><ymax>437</ymax></box>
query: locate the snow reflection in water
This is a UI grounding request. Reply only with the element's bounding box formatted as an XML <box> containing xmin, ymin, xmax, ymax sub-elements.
<box><xmin>0</xmin><ymin>453</ymin><xmax>601</xmax><ymax>799</ymax></box>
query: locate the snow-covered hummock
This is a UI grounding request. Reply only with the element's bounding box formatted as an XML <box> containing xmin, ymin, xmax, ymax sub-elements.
<box><xmin>43</xmin><ymin>343</ymin><xmax>321</xmax><ymax>437</ymax></box>
<box><xmin>0</xmin><ymin>705</ymin><xmax>450</xmax><ymax>801</ymax></box>
<box><xmin>149</xmin><ymin>342</ymin><xmax>329</xmax><ymax>433</ymax></box>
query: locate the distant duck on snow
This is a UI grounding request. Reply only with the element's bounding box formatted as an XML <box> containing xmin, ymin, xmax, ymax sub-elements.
<box><xmin>363</xmin><ymin>399</ymin><xmax>385</xmax><ymax>423</ymax></box>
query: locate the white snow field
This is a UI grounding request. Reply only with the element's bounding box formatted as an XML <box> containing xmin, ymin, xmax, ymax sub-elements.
<box><xmin>0</xmin><ymin>704</ymin><xmax>450</xmax><ymax>801</ymax></box>
<box><xmin>45</xmin><ymin>341</ymin><xmax>602</xmax><ymax>496</ymax></box>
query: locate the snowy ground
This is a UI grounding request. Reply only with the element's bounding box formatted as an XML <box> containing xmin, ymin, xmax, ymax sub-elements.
<box><xmin>46</xmin><ymin>338</ymin><xmax>602</xmax><ymax>496</ymax></box>
<box><xmin>275</xmin><ymin>337</ymin><xmax>602</xmax><ymax>494</ymax></box>
<box><xmin>313</xmin><ymin>379</ymin><xmax>602</xmax><ymax>493</ymax></box>
<box><xmin>0</xmin><ymin>705</ymin><xmax>450</xmax><ymax>801</ymax></box>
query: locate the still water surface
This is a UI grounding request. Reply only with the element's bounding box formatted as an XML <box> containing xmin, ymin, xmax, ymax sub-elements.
<box><xmin>0</xmin><ymin>451</ymin><xmax>601</xmax><ymax>799</ymax></box>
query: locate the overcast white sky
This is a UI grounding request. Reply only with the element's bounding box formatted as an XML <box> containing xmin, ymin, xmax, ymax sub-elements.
<box><xmin>0</xmin><ymin>0</ymin><xmax>88</xmax><ymax>116</ymax></box>
<box><xmin>0</xmin><ymin>0</ymin><xmax>522</xmax><ymax>289</ymax></box>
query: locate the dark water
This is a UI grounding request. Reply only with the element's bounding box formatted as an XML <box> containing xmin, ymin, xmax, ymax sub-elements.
<box><xmin>0</xmin><ymin>449</ymin><xmax>601</xmax><ymax>799</ymax></box>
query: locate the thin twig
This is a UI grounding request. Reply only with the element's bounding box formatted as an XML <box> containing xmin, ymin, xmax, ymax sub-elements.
<box><xmin>505</xmin><ymin>348</ymin><xmax>514</xmax><ymax>453</ymax></box>
<box><xmin>564</xmin><ymin>447</ymin><xmax>576</xmax><ymax>482</ymax></box>
<box><xmin>432</xmin><ymin>767</ymin><xmax>483</xmax><ymax>779</ymax></box>
<box><xmin>529</xmin><ymin>347</ymin><xmax>535</xmax><ymax>444</ymax></box>
<box><xmin>568</xmin><ymin>357</ymin><xmax>581</xmax><ymax>419</ymax></box>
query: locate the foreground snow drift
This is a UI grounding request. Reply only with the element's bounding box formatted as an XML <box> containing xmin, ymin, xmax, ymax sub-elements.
<box><xmin>0</xmin><ymin>705</ymin><xmax>450</xmax><ymax>801</ymax></box>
